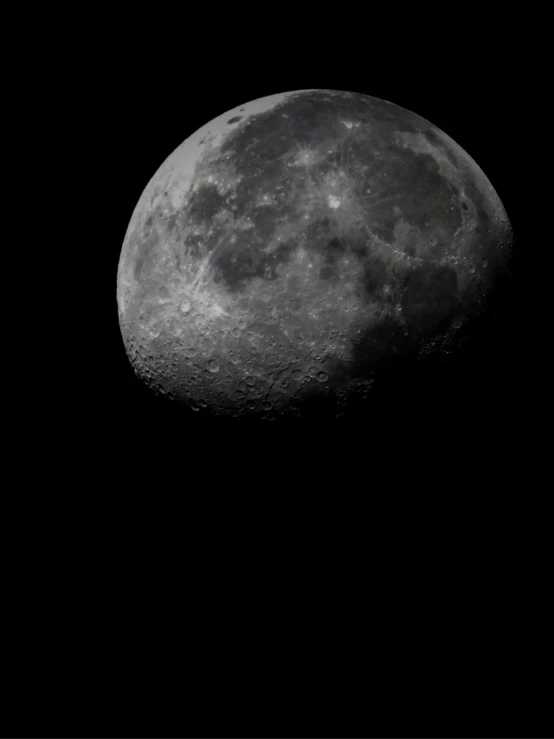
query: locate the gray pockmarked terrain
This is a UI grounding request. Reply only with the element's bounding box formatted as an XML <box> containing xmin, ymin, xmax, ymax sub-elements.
<box><xmin>117</xmin><ymin>89</ymin><xmax>513</xmax><ymax>420</ymax></box>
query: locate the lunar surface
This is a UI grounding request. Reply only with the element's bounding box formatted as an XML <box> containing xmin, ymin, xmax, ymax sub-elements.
<box><xmin>117</xmin><ymin>89</ymin><xmax>513</xmax><ymax>422</ymax></box>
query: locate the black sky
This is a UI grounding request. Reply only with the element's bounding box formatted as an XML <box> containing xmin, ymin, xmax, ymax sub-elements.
<box><xmin>17</xmin><ymin>18</ymin><xmax>545</xmax><ymax>739</ymax></box>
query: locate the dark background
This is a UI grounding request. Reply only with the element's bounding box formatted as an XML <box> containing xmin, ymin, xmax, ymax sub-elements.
<box><xmin>12</xmin><ymin>15</ymin><xmax>548</xmax><ymax>739</ymax></box>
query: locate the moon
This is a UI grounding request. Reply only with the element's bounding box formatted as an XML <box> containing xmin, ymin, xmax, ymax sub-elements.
<box><xmin>116</xmin><ymin>89</ymin><xmax>513</xmax><ymax>422</ymax></box>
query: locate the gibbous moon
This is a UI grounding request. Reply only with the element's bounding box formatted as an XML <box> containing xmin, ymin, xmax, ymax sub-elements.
<box><xmin>116</xmin><ymin>89</ymin><xmax>513</xmax><ymax>421</ymax></box>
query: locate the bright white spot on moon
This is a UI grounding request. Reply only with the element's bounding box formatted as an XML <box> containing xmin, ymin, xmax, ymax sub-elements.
<box><xmin>294</xmin><ymin>148</ymin><xmax>316</xmax><ymax>166</ymax></box>
<box><xmin>341</xmin><ymin>120</ymin><xmax>354</xmax><ymax>129</ymax></box>
<box><xmin>328</xmin><ymin>195</ymin><xmax>341</xmax><ymax>209</ymax></box>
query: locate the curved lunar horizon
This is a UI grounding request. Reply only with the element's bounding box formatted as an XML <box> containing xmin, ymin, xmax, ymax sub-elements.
<box><xmin>116</xmin><ymin>89</ymin><xmax>514</xmax><ymax>422</ymax></box>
